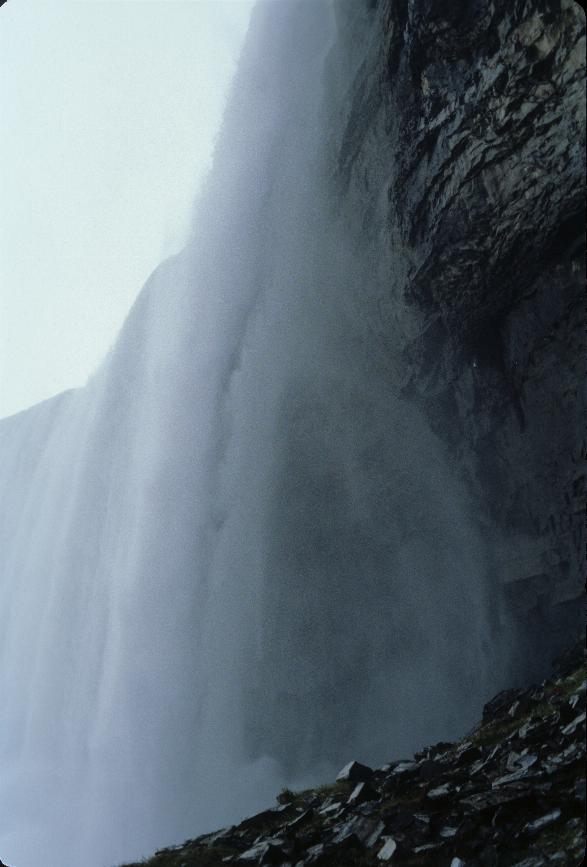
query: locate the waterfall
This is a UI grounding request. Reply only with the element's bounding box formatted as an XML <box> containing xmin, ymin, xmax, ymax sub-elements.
<box><xmin>0</xmin><ymin>3</ymin><xmax>512</xmax><ymax>865</ymax></box>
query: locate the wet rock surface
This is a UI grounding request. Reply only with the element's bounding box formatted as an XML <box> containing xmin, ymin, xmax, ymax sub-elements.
<box><xmin>119</xmin><ymin>643</ymin><xmax>585</xmax><ymax>866</ymax></box>
<box><xmin>328</xmin><ymin>0</ymin><xmax>585</xmax><ymax>672</ymax></box>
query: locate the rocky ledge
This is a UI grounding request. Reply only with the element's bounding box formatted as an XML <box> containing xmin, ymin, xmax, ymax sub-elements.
<box><xmin>119</xmin><ymin>643</ymin><xmax>585</xmax><ymax>867</ymax></box>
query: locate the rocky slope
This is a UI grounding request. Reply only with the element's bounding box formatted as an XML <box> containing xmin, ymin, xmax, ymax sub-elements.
<box><xmin>327</xmin><ymin>0</ymin><xmax>585</xmax><ymax>674</ymax></box>
<box><xmin>117</xmin><ymin>642</ymin><xmax>584</xmax><ymax>866</ymax></box>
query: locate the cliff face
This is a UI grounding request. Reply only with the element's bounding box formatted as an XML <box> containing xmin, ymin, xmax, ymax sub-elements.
<box><xmin>329</xmin><ymin>0</ymin><xmax>585</xmax><ymax>672</ymax></box>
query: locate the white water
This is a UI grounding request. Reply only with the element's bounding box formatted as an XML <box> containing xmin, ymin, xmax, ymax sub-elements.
<box><xmin>0</xmin><ymin>3</ymin><xmax>512</xmax><ymax>866</ymax></box>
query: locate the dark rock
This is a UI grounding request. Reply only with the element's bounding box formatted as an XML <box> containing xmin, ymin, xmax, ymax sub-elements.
<box><xmin>560</xmin><ymin>710</ymin><xmax>586</xmax><ymax>736</ymax></box>
<box><xmin>316</xmin><ymin>798</ymin><xmax>344</xmax><ymax>817</ymax></box>
<box><xmin>455</xmin><ymin>743</ymin><xmax>483</xmax><ymax>766</ymax></box>
<box><xmin>334</xmin><ymin>0</ymin><xmax>585</xmax><ymax>673</ymax></box>
<box><xmin>415</xmin><ymin>741</ymin><xmax>454</xmax><ymax>761</ymax></box>
<box><xmin>239</xmin><ymin>809</ymin><xmax>282</xmax><ymax>831</ymax></box>
<box><xmin>335</xmin><ymin>760</ymin><xmax>374</xmax><ymax>783</ymax></box>
<box><xmin>426</xmin><ymin>782</ymin><xmax>454</xmax><ymax>800</ymax></box>
<box><xmin>382</xmin><ymin>808</ymin><xmax>415</xmax><ymax>833</ymax></box>
<box><xmin>330</xmin><ymin>814</ymin><xmax>376</xmax><ymax>845</ymax></box>
<box><xmin>126</xmin><ymin>645</ymin><xmax>585</xmax><ymax>867</ymax></box>
<box><xmin>460</xmin><ymin>784</ymin><xmax>534</xmax><ymax>813</ymax></box>
<box><xmin>413</xmin><ymin>841</ymin><xmax>445</xmax><ymax>854</ymax></box>
<box><xmin>510</xmin><ymin>859</ymin><xmax>547</xmax><ymax>867</ymax></box>
<box><xmin>477</xmin><ymin>845</ymin><xmax>499</xmax><ymax>867</ymax></box>
<box><xmin>303</xmin><ymin>843</ymin><xmax>327</xmax><ymax>864</ymax></box>
<box><xmin>376</xmin><ymin>837</ymin><xmax>398</xmax><ymax>860</ymax></box>
<box><xmin>523</xmin><ymin>808</ymin><xmax>562</xmax><ymax>835</ymax></box>
<box><xmin>387</xmin><ymin>760</ymin><xmax>418</xmax><ymax>776</ymax></box>
<box><xmin>237</xmin><ymin>839</ymin><xmax>287</xmax><ymax>864</ymax></box>
<box><xmin>506</xmin><ymin>752</ymin><xmax>538</xmax><ymax>772</ymax></box>
<box><xmin>365</xmin><ymin>819</ymin><xmax>386</xmax><ymax>848</ymax></box>
<box><xmin>552</xmin><ymin>640</ymin><xmax>585</xmax><ymax>677</ymax></box>
<box><xmin>491</xmin><ymin>769</ymin><xmax>535</xmax><ymax>788</ymax></box>
<box><xmin>482</xmin><ymin>689</ymin><xmax>526</xmax><ymax>721</ymax></box>
<box><xmin>286</xmin><ymin>809</ymin><xmax>313</xmax><ymax>831</ymax></box>
<box><xmin>347</xmin><ymin>781</ymin><xmax>379</xmax><ymax>806</ymax></box>
<box><xmin>417</xmin><ymin>758</ymin><xmax>447</xmax><ymax>781</ymax></box>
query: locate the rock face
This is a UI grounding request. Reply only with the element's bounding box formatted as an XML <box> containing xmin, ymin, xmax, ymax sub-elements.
<box><xmin>118</xmin><ymin>642</ymin><xmax>585</xmax><ymax>865</ymax></box>
<box><xmin>327</xmin><ymin>0</ymin><xmax>585</xmax><ymax>673</ymax></box>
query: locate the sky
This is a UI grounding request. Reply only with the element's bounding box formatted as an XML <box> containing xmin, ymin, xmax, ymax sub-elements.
<box><xmin>0</xmin><ymin>0</ymin><xmax>255</xmax><ymax>419</ymax></box>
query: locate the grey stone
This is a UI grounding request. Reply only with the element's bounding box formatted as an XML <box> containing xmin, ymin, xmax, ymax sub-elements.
<box><xmin>365</xmin><ymin>820</ymin><xmax>386</xmax><ymax>848</ymax></box>
<box><xmin>523</xmin><ymin>808</ymin><xmax>562</xmax><ymax>834</ymax></box>
<box><xmin>510</xmin><ymin>859</ymin><xmax>547</xmax><ymax>867</ymax></box>
<box><xmin>347</xmin><ymin>781</ymin><xmax>379</xmax><ymax>806</ymax></box>
<box><xmin>426</xmin><ymin>782</ymin><xmax>453</xmax><ymax>800</ymax></box>
<box><xmin>388</xmin><ymin>761</ymin><xmax>418</xmax><ymax>776</ymax></box>
<box><xmin>286</xmin><ymin>809</ymin><xmax>313</xmax><ymax>831</ymax></box>
<box><xmin>237</xmin><ymin>839</ymin><xmax>286</xmax><ymax>864</ymax></box>
<box><xmin>377</xmin><ymin>837</ymin><xmax>398</xmax><ymax>860</ymax></box>
<box><xmin>506</xmin><ymin>752</ymin><xmax>538</xmax><ymax>772</ymax></box>
<box><xmin>330</xmin><ymin>815</ymin><xmax>375</xmax><ymax>846</ymax></box>
<box><xmin>336</xmin><ymin>760</ymin><xmax>374</xmax><ymax>783</ymax></box>
<box><xmin>561</xmin><ymin>711</ymin><xmax>586</xmax><ymax>735</ymax></box>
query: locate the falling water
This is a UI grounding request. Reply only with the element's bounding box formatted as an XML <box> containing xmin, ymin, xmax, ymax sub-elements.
<box><xmin>0</xmin><ymin>3</ymin><xmax>512</xmax><ymax>866</ymax></box>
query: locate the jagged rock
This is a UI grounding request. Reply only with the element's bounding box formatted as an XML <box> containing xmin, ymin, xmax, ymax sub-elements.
<box><xmin>523</xmin><ymin>808</ymin><xmax>562</xmax><ymax>835</ymax></box>
<box><xmin>387</xmin><ymin>760</ymin><xmax>417</xmax><ymax>775</ymax></box>
<box><xmin>365</xmin><ymin>820</ymin><xmax>386</xmax><ymax>848</ymax></box>
<box><xmin>303</xmin><ymin>843</ymin><xmax>326</xmax><ymax>864</ymax></box>
<box><xmin>426</xmin><ymin>782</ymin><xmax>455</xmax><ymax>800</ymax></box>
<box><xmin>561</xmin><ymin>711</ymin><xmax>586</xmax><ymax>736</ymax></box>
<box><xmin>287</xmin><ymin>809</ymin><xmax>313</xmax><ymax>831</ymax></box>
<box><xmin>483</xmin><ymin>689</ymin><xmax>526</xmax><ymax>721</ymax></box>
<box><xmin>460</xmin><ymin>784</ymin><xmax>533</xmax><ymax>813</ymax></box>
<box><xmin>376</xmin><ymin>837</ymin><xmax>398</xmax><ymax>860</ymax></box>
<box><xmin>413</xmin><ymin>841</ymin><xmax>445</xmax><ymax>854</ymax></box>
<box><xmin>239</xmin><ymin>808</ymin><xmax>283</xmax><ymax>831</ymax></box>
<box><xmin>347</xmin><ymin>781</ymin><xmax>379</xmax><ymax>806</ymax></box>
<box><xmin>511</xmin><ymin>859</ymin><xmax>547</xmax><ymax>867</ymax></box>
<box><xmin>417</xmin><ymin>758</ymin><xmax>447</xmax><ymax>781</ymax></box>
<box><xmin>506</xmin><ymin>752</ymin><xmax>538</xmax><ymax>772</ymax></box>
<box><xmin>336</xmin><ymin>760</ymin><xmax>374</xmax><ymax>782</ymax></box>
<box><xmin>237</xmin><ymin>838</ymin><xmax>287</xmax><ymax>864</ymax></box>
<box><xmin>381</xmin><ymin>808</ymin><xmax>415</xmax><ymax>833</ymax></box>
<box><xmin>317</xmin><ymin>798</ymin><xmax>343</xmax><ymax>817</ymax></box>
<box><xmin>552</xmin><ymin>640</ymin><xmax>585</xmax><ymax>677</ymax></box>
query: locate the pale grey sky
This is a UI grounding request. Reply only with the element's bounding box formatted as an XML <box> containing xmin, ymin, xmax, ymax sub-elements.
<box><xmin>0</xmin><ymin>0</ymin><xmax>254</xmax><ymax>419</ymax></box>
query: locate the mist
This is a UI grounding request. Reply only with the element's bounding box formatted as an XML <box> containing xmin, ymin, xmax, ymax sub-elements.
<box><xmin>0</xmin><ymin>2</ymin><xmax>514</xmax><ymax>865</ymax></box>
